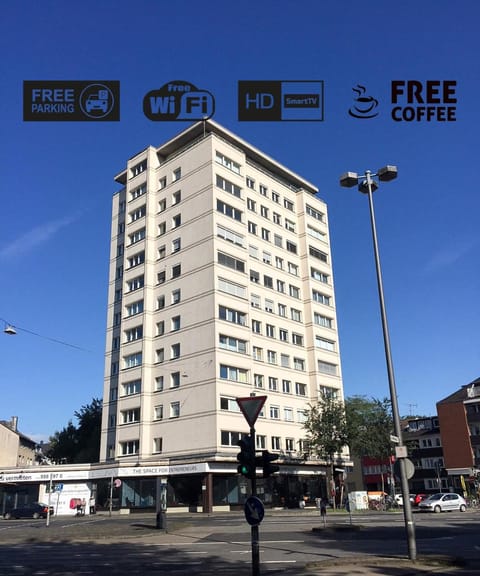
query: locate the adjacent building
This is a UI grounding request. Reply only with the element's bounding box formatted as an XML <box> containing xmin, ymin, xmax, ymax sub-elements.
<box><xmin>99</xmin><ymin>120</ymin><xmax>348</xmax><ymax>509</ymax></box>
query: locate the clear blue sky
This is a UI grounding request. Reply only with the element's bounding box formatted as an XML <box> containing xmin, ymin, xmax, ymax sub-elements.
<box><xmin>1</xmin><ymin>0</ymin><xmax>478</xmax><ymax>442</ymax></box>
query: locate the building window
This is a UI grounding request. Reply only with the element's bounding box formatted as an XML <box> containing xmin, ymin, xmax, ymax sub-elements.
<box><xmin>172</xmin><ymin>289</ymin><xmax>181</xmax><ymax>304</ymax></box>
<box><xmin>158</xmin><ymin>198</ymin><xmax>167</xmax><ymax>213</ymax></box>
<box><xmin>252</xmin><ymin>346</ymin><xmax>263</xmax><ymax>361</ymax></box>
<box><xmin>248</xmin><ymin>221</ymin><xmax>258</xmax><ymax>235</ymax></box>
<box><xmin>130</xmin><ymin>183</ymin><xmax>146</xmax><ymax>200</ymax></box>
<box><xmin>256</xmin><ymin>435</ymin><xmax>266</xmax><ymax>449</ymax></box>
<box><xmin>171</xmin><ymin>343</ymin><xmax>181</xmax><ymax>359</ymax></box>
<box><xmin>311</xmin><ymin>267</ymin><xmax>330</xmax><ymax>284</ymax></box>
<box><xmin>172</xmin><ymin>238</ymin><xmax>181</xmax><ymax>253</ymax></box>
<box><xmin>282</xmin><ymin>379</ymin><xmax>291</xmax><ymax>394</ymax></box>
<box><xmin>319</xmin><ymin>386</ymin><xmax>339</xmax><ymax>399</ymax></box>
<box><xmin>292</xmin><ymin>333</ymin><xmax>304</xmax><ymax>346</ymax></box>
<box><xmin>251</xmin><ymin>293</ymin><xmax>261</xmax><ymax>308</ymax></box>
<box><xmin>261</xmin><ymin>228</ymin><xmax>270</xmax><ymax>241</ymax></box>
<box><xmin>269</xmin><ymin>376</ymin><xmax>278</xmax><ymax>391</ymax></box>
<box><xmin>281</xmin><ymin>354</ymin><xmax>290</xmax><ymax>368</ymax></box>
<box><xmin>216</xmin><ymin>174</ymin><xmax>242</xmax><ymax>198</ymax></box>
<box><xmin>156</xmin><ymin>348</ymin><xmax>165</xmax><ymax>363</ymax></box>
<box><xmin>155</xmin><ymin>376</ymin><xmax>164</xmax><ymax>392</ymax></box>
<box><xmin>124</xmin><ymin>352</ymin><xmax>142</xmax><ymax>369</ymax></box>
<box><xmin>171</xmin><ymin>316</ymin><xmax>181</xmax><ymax>332</ymax></box>
<box><xmin>154</xmin><ymin>405</ymin><xmax>164</xmax><ymax>420</ymax></box>
<box><xmin>219</xmin><ymin>277</ymin><xmax>247</xmax><ymax>298</ymax></box>
<box><xmin>285</xmin><ymin>219</ymin><xmax>295</xmax><ymax>232</ymax></box>
<box><xmin>156</xmin><ymin>321</ymin><xmax>165</xmax><ymax>336</ymax></box>
<box><xmin>267</xmin><ymin>350</ymin><xmax>277</xmax><ymax>364</ymax></box>
<box><xmin>274</xmin><ymin>234</ymin><xmax>282</xmax><ymax>248</ymax></box>
<box><xmin>153</xmin><ymin>437</ymin><xmax>163</xmax><ymax>453</ymax></box>
<box><xmin>219</xmin><ymin>334</ymin><xmax>247</xmax><ymax>354</ymax></box>
<box><xmin>157</xmin><ymin>296</ymin><xmax>165</xmax><ymax>311</ymax></box>
<box><xmin>122</xmin><ymin>379</ymin><xmax>141</xmax><ymax>396</ymax></box>
<box><xmin>289</xmin><ymin>285</ymin><xmax>300</xmax><ymax>299</ymax></box>
<box><xmin>277</xmin><ymin>280</ymin><xmax>285</xmax><ymax>293</ymax></box>
<box><xmin>171</xmin><ymin>372</ymin><xmax>181</xmax><ymax>388</ymax></box>
<box><xmin>307</xmin><ymin>225</ymin><xmax>327</xmax><ymax>241</ymax></box>
<box><xmin>125</xmin><ymin>325</ymin><xmax>143</xmax><ymax>342</ymax></box>
<box><xmin>116</xmin><ymin>266</ymin><xmax>123</xmax><ymax>280</ymax></box>
<box><xmin>284</xmin><ymin>198</ymin><xmax>294</xmax><ymax>211</ymax></box>
<box><xmin>172</xmin><ymin>264</ymin><xmax>181</xmax><ymax>278</ymax></box>
<box><xmin>314</xmin><ymin>313</ymin><xmax>333</xmax><ymax>328</ymax></box>
<box><xmin>247</xmin><ymin>198</ymin><xmax>256</xmax><ymax>212</ymax></box>
<box><xmin>170</xmin><ymin>401</ymin><xmax>180</xmax><ymax>418</ymax></box>
<box><xmin>252</xmin><ymin>319</ymin><xmax>261</xmax><ymax>333</ymax></box>
<box><xmin>120</xmin><ymin>408</ymin><xmax>140</xmax><ymax>424</ymax></box>
<box><xmin>221</xmin><ymin>430</ymin><xmax>243</xmax><ymax>446</ymax></box>
<box><xmin>127</xmin><ymin>275</ymin><xmax>144</xmax><ymax>293</ymax></box>
<box><xmin>316</xmin><ymin>337</ymin><xmax>335</xmax><ymax>351</ymax></box>
<box><xmin>215</xmin><ymin>151</ymin><xmax>241</xmax><ymax>174</ymax></box>
<box><xmin>220</xmin><ymin>365</ymin><xmax>248</xmax><ymax>383</ymax></box>
<box><xmin>279</xmin><ymin>328</ymin><xmax>288</xmax><ymax>341</ymax></box>
<box><xmin>295</xmin><ymin>382</ymin><xmax>307</xmax><ymax>396</ymax></box>
<box><xmin>157</xmin><ymin>271</ymin><xmax>166</xmax><ymax>285</ymax></box>
<box><xmin>250</xmin><ymin>270</ymin><xmax>260</xmax><ymax>285</ymax></box>
<box><xmin>127</xmin><ymin>251</ymin><xmax>145</xmax><ymax>269</ymax></box>
<box><xmin>172</xmin><ymin>190</ymin><xmax>181</xmax><ymax>205</ymax></box>
<box><xmin>306</xmin><ymin>204</ymin><xmax>325</xmax><ymax>222</ymax></box>
<box><xmin>309</xmin><ymin>246</ymin><xmax>328</xmax><ymax>263</ymax></box>
<box><xmin>218</xmin><ymin>251</ymin><xmax>245</xmax><ymax>273</ymax></box>
<box><xmin>270</xmin><ymin>405</ymin><xmax>280</xmax><ymax>419</ymax></box>
<box><xmin>278</xmin><ymin>304</ymin><xmax>287</xmax><ymax>318</ymax></box>
<box><xmin>266</xmin><ymin>324</ymin><xmax>275</xmax><ymax>338</ymax></box>
<box><xmin>262</xmin><ymin>251</ymin><xmax>272</xmax><ymax>265</ymax></box>
<box><xmin>318</xmin><ymin>361</ymin><xmax>337</xmax><ymax>375</ymax></box>
<box><xmin>294</xmin><ymin>357</ymin><xmax>305</xmax><ymax>371</ymax></box>
<box><xmin>172</xmin><ymin>214</ymin><xmax>181</xmax><ymax>229</ymax></box>
<box><xmin>158</xmin><ymin>222</ymin><xmax>166</xmax><ymax>236</ymax></box>
<box><xmin>264</xmin><ymin>275</ymin><xmax>273</xmax><ymax>289</ymax></box>
<box><xmin>120</xmin><ymin>440</ymin><xmax>139</xmax><ymax>455</ymax></box>
<box><xmin>131</xmin><ymin>160</ymin><xmax>146</xmax><ymax>177</ymax></box>
<box><xmin>313</xmin><ymin>290</ymin><xmax>331</xmax><ymax>305</ymax></box>
<box><xmin>271</xmin><ymin>437</ymin><xmax>281</xmax><ymax>450</ymax></box>
<box><xmin>158</xmin><ymin>245</ymin><xmax>166</xmax><ymax>260</ymax></box>
<box><xmin>288</xmin><ymin>262</ymin><xmax>298</xmax><ymax>276</ymax></box>
<box><xmin>249</xmin><ymin>244</ymin><xmax>259</xmax><ymax>259</ymax></box>
<box><xmin>217</xmin><ymin>199</ymin><xmax>242</xmax><ymax>222</ymax></box>
<box><xmin>286</xmin><ymin>240</ymin><xmax>297</xmax><ymax>254</ymax></box>
<box><xmin>246</xmin><ymin>177</ymin><xmax>255</xmax><ymax>189</ymax></box>
<box><xmin>291</xmin><ymin>308</ymin><xmax>302</xmax><ymax>322</ymax></box>
<box><xmin>254</xmin><ymin>374</ymin><xmax>264</xmax><ymax>388</ymax></box>
<box><xmin>158</xmin><ymin>176</ymin><xmax>167</xmax><ymax>190</ymax></box>
<box><xmin>219</xmin><ymin>305</ymin><xmax>247</xmax><ymax>326</ymax></box>
<box><xmin>261</xmin><ymin>205</ymin><xmax>269</xmax><ymax>218</ymax></box>
<box><xmin>217</xmin><ymin>225</ymin><xmax>244</xmax><ymax>247</ymax></box>
<box><xmin>272</xmin><ymin>191</ymin><xmax>280</xmax><ymax>203</ymax></box>
<box><xmin>129</xmin><ymin>228</ymin><xmax>146</xmax><ymax>245</ymax></box>
<box><xmin>129</xmin><ymin>205</ymin><xmax>146</xmax><ymax>223</ymax></box>
<box><xmin>172</xmin><ymin>167</ymin><xmax>181</xmax><ymax>182</ymax></box>
<box><xmin>284</xmin><ymin>408</ymin><xmax>293</xmax><ymax>422</ymax></box>
<box><xmin>265</xmin><ymin>299</ymin><xmax>274</xmax><ymax>313</ymax></box>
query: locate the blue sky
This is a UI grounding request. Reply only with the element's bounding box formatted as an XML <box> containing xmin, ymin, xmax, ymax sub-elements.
<box><xmin>1</xmin><ymin>0</ymin><xmax>479</xmax><ymax>442</ymax></box>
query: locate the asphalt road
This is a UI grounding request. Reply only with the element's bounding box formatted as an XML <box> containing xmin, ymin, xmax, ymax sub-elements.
<box><xmin>1</xmin><ymin>509</ymin><xmax>479</xmax><ymax>575</ymax></box>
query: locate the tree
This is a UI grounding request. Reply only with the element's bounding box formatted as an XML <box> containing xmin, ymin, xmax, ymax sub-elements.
<box><xmin>303</xmin><ymin>393</ymin><xmax>349</xmax><ymax>506</ymax></box>
<box><xmin>46</xmin><ymin>398</ymin><xmax>102</xmax><ymax>464</ymax></box>
<box><xmin>344</xmin><ymin>396</ymin><xmax>393</xmax><ymax>460</ymax></box>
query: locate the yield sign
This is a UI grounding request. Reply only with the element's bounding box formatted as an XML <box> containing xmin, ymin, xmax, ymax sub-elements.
<box><xmin>236</xmin><ymin>396</ymin><xmax>267</xmax><ymax>427</ymax></box>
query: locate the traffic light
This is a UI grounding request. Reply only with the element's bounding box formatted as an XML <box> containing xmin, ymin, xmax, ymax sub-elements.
<box><xmin>237</xmin><ymin>435</ymin><xmax>256</xmax><ymax>479</ymax></box>
<box><xmin>261</xmin><ymin>450</ymin><xmax>279</xmax><ymax>478</ymax></box>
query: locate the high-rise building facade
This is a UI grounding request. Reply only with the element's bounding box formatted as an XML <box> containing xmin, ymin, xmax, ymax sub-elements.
<box><xmin>100</xmin><ymin>120</ymin><xmax>347</xmax><ymax>510</ymax></box>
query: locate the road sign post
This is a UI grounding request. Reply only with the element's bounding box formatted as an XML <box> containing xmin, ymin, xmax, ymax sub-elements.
<box><xmin>236</xmin><ymin>396</ymin><xmax>269</xmax><ymax>576</ymax></box>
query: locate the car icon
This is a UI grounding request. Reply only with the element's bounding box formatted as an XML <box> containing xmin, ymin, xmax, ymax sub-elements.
<box><xmin>85</xmin><ymin>91</ymin><xmax>109</xmax><ymax>113</ymax></box>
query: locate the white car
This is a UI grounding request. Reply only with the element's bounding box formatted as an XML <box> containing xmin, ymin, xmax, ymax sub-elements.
<box><xmin>418</xmin><ymin>492</ymin><xmax>467</xmax><ymax>513</ymax></box>
<box><xmin>394</xmin><ymin>493</ymin><xmax>416</xmax><ymax>506</ymax></box>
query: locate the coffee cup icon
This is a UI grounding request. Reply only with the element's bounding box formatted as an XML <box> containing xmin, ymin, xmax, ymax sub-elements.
<box><xmin>349</xmin><ymin>85</ymin><xmax>379</xmax><ymax>118</ymax></box>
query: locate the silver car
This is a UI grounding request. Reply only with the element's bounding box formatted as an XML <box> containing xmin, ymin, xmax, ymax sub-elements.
<box><xmin>418</xmin><ymin>492</ymin><xmax>467</xmax><ymax>513</ymax></box>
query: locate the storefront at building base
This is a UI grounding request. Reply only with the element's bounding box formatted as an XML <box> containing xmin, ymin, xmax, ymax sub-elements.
<box><xmin>0</xmin><ymin>460</ymin><xmax>328</xmax><ymax>516</ymax></box>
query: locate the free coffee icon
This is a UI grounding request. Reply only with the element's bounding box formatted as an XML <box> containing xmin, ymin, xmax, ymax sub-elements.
<box><xmin>348</xmin><ymin>84</ymin><xmax>379</xmax><ymax>118</ymax></box>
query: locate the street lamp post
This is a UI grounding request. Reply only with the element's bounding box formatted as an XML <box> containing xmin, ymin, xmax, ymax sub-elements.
<box><xmin>340</xmin><ymin>166</ymin><xmax>417</xmax><ymax>561</ymax></box>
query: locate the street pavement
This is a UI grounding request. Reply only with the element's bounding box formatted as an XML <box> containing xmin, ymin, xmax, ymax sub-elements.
<box><xmin>1</xmin><ymin>509</ymin><xmax>479</xmax><ymax>575</ymax></box>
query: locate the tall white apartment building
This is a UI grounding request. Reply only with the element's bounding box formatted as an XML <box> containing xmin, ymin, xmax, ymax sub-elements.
<box><xmin>100</xmin><ymin>120</ymin><xmax>346</xmax><ymax>511</ymax></box>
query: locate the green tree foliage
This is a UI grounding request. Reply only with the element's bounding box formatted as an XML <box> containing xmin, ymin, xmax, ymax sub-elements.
<box><xmin>303</xmin><ymin>393</ymin><xmax>349</xmax><ymax>468</ymax></box>
<box><xmin>345</xmin><ymin>395</ymin><xmax>393</xmax><ymax>460</ymax></box>
<box><xmin>46</xmin><ymin>398</ymin><xmax>102</xmax><ymax>464</ymax></box>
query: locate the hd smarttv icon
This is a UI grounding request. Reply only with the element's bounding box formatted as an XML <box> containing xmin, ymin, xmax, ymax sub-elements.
<box><xmin>143</xmin><ymin>81</ymin><xmax>215</xmax><ymax>121</ymax></box>
<box><xmin>238</xmin><ymin>81</ymin><xmax>324</xmax><ymax>121</ymax></box>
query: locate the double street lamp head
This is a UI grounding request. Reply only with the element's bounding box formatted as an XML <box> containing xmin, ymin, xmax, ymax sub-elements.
<box><xmin>339</xmin><ymin>165</ymin><xmax>398</xmax><ymax>193</ymax></box>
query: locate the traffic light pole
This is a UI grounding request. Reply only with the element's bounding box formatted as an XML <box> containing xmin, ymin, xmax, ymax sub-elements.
<box><xmin>250</xmin><ymin>426</ymin><xmax>260</xmax><ymax>576</ymax></box>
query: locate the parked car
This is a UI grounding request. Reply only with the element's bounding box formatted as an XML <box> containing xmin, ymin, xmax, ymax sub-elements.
<box><xmin>414</xmin><ymin>493</ymin><xmax>427</xmax><ymax>506</ymax></box>
<box><xmin>418</xmin><ymin>493</ymin><xmax>467</xmax><ymax>513</ymax></box>
<box><xmin>394</xmin><ymin>493</ymin><xmax>416</xmax><ymax>506</ymax></box>
<box><xmin>3</xmin><ymin>502</ymin><xmax>54</xmax><ymax>520</ymax></box>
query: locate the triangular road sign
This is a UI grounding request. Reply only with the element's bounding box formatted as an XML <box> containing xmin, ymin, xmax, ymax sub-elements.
<box><xmin>236</xmin><ymin>396</ymin><xmax>267</xmax><ymax>427</ymax></box>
